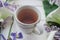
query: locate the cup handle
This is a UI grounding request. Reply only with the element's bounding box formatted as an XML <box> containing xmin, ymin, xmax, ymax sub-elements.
<box><xmin>33</xmin><ymin>25</ymin><xmax>43</xmax><ymax>35</ymax></box>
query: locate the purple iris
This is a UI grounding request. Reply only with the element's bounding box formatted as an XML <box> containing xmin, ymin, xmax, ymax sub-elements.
<box><xmin>11</xmin><ymin>32</ymin><xmax>23</xmax><ymax>40</ymax></box>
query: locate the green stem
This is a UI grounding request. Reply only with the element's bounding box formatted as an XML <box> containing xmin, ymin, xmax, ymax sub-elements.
<box><xmin>6</xmin><ymin>0</ymin><xmax>8</xmax><ymax>2</ymax></box>
<box><xmin>8</xmin><ymin>16</ymin><xmax>14</xmax><ymax>39</ymax></box>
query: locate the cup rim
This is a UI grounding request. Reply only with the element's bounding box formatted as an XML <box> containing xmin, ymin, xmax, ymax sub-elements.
<box><xmin>15</xmin><ymin>5</ymin><xmax>41</xmax><ymax>25</ymax></box>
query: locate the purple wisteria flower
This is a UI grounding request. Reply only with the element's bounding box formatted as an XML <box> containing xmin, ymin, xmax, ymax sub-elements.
<box><xmin>0</xmin><ymin>1</ymin><xmax>3</xmax><ymax>7</ymax></box>
<box><xmin>4</xmin><ymin>2</ymin><xmax>9</xmax><ymax>6</ymax></box>
<box><xmin>54</xmin><ymin>30</ymin><xmax>60</xmax><ymax>40</ymax></box>
<box><xmin>0</xmin><ymin>0</ymin><xmax>19</xmax><ymax>12</ymax></box>
<box><xmin>4</xmin><ymin>2</ymin><xmax>19</xmax><ymax>12</ymax></box>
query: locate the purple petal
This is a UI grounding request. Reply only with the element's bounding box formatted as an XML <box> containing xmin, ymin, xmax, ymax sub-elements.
<box><xmin>45</xmin><ymin>27</ymin><xmax>51</xmax><ymax>32</ymax></box>
<box><xmin>4</xmin><ymin>2</ymin><xmax>9</xmax><ymax>6</ymax></box>
<box><xmin>0</xmin><ymin>1</ymin><xmax>3</xmax><ymax>7</ymax></box>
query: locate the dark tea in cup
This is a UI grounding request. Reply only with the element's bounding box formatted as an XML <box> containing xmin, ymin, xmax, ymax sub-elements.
<box><xmin>17</xmin><ymin>8</ymin><xmax>38</xmax><ymax>24</ymax></box>
<box><xmin>15</xmin><ymin>6</ymin><xmax>41</xmax><ymax>34</ymax></box>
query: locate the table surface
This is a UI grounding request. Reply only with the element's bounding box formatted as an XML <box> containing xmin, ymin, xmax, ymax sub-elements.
<box><xmin>1</xmin><ymin>0</ymin><xmax>49</xmax><ymax>40</ymax></box>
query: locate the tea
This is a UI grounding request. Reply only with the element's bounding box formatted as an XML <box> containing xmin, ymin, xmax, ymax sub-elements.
<box><xmin>17</xmin><ymin>8</ymin><xmax>38</xmax><ymax>24</ymax></box>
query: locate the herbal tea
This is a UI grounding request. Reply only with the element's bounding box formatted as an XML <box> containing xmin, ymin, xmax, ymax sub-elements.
<box><xmin>17</xmin><ymin>8</ymin><xmax>38</xmax><ymax>24</ymax></box>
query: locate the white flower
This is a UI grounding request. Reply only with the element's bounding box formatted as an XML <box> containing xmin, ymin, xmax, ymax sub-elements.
<box><xmin>48</xmin><ymin>0</ymin><xmax>60</xmax><ymax>6</ymax></box>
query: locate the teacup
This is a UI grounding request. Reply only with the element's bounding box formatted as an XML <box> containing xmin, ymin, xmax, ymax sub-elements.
<box><xmin>15</xmin><ymin>6</ymin><xmax>41</xmax><ymax>34</ymax></box>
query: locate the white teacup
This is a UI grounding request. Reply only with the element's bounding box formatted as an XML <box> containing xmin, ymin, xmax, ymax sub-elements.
<box><xmin>15</xmin><ymin>6</ymin><xmax>41</xmax><ymax>34</ymax></box>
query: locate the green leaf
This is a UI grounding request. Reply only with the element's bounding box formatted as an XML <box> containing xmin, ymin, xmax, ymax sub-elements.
<box><xmin>43</xmin><ymin>1</ymin><xmax>58</xmax><ymax>16</ymax></box>
<box><xmin>46</xmin><ymin>7</ymin><xmax>60</xmax><ymax>25</ymax></box>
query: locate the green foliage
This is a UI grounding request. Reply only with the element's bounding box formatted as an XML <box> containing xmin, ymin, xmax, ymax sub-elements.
<box><xmin>43</xmin><ymin>1</ymin><xmax>58</xmax><ymax>16</ymax></box>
